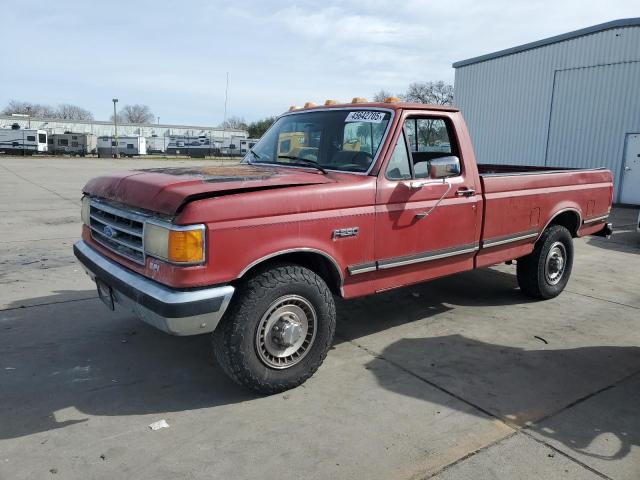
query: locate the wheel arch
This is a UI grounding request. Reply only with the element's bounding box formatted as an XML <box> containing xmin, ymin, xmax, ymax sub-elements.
<box><xmin>237</xmin><ymin>248</ymin><xmax>344</xmax><ymax>296</ymax></box>
<box><xmin>539</xmin><ymin>208</ymin><xmax>582</xmax><ymax>239</ymax></box>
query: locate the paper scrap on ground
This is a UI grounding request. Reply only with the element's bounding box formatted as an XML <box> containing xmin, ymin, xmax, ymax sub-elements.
<box><xmin>148</xmin><ymin>419</ymin><xmax>169</xmax><ymax>431</ymax></box>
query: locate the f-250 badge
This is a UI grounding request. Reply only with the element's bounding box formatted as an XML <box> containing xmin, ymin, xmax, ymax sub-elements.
<box><xmin>332</xmin><ymin>227</ymin><xmax>359</xmax><ymax>239</ymax></box>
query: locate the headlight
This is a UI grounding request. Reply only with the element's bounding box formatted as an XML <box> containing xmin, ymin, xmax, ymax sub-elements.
<box><xmin>144</xmin><ymin>222</ymin><xmax>206</xmax><ymax>264</ymax></box>
<box><xmin>81</xmin><ymin>196</ymin><xmax>91</xmax><ymax>226</ymax></box>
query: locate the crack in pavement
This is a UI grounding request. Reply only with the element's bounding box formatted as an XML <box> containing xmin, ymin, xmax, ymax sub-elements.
<box><xmin>338</xmin><ymin>334</ymin><xmax>640</xmax><ymax>480</ymax></box>
<box><xmin>564</xmin><ymin>289</ymin><xmax>639</xmax><ymax>310</ymax></box>
<box><xmin>0</xmin><ymin>236</ymin><xmax>77</xmax><ymax>244</ymax></box>
<box><xmin>1</xmin><ymin>296</ymin><xmax>97</xmax><ymax>313</ymax></box>
<box><xmin>0</xmin><ymin>163</ymin><xmax>81</xmax><ymax>207</ymax></box>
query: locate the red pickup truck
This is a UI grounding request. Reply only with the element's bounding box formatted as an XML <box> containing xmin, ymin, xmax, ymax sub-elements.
<box><xmin>74</xmin><ymin>100</ymin><xmax>613</xmax><ymax>393</ymax></box>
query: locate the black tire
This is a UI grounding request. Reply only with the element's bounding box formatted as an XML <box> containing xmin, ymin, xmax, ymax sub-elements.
<box><xmin>517</xmin><ymin>225</ymin><xmax>573</xmax><ymax>299</ymax></box>
<box><xmin>212</xmin><ymin>264</ymin><xmax>336</xmax><ymax>394</ymax></box>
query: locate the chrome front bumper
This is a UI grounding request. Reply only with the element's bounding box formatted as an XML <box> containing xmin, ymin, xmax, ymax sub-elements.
<box><xmin>74</xmin><ymin>240</ymin><xmax>234</xmax><ymax>336</ymax></box>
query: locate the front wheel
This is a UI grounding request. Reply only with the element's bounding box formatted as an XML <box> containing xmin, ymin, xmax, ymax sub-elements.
<box><xmin>212</xmin><ymin>264</ymin><xmax>336</xmax><ymax>394</ymax></box>
<box><xmin>517</xmin><ymin>225</ymin><xmax>573</xmax><ymax>299</ymax></box>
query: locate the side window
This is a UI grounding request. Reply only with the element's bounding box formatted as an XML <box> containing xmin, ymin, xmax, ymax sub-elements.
<box><xmin>402</xmin><ymin>117</ymin><xmax>459</xmax><ymax>179</ymax></box>
<box><xmin>385</xmin><ymin>133</ymin><xmax>411</xmax><ymax>180</ymax></box>
<box><xmin>416</xmin><ymin>119</ymin><xmax>452</xmax><ymax>153</ymax></box>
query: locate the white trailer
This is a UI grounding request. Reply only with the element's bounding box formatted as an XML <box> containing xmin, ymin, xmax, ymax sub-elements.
<box><xmin>146</xmin><ymin>135</ymin><xmax>170</xmax><ymax>154</ymax></box>
<box><xmin>97</xmin><ymin>136</ymin><xmax>147</xmax><ymax>157</ymax></box>
<box><xmin>222</xmin><ymin>135</ymin><xmax>250</xmax><ymax>155</ymax></box>
<box><xmin>166</xmin><ymin>135</ymin><xmax>220</xmax><ymax>157</ymax></box>
<box><xmin>239</xmin><ymin>138</ymin><xmax>259</xmax><ymax>155</ymax></box>
<box><xmin>0</xmin><ymin>128</ymin><xmax>48</xmax><ymax>155</ymax></box>
<box><xmin>49</xmin><ymin>133</ymin><xmax>97</xmax><ymax>156</ymax></box>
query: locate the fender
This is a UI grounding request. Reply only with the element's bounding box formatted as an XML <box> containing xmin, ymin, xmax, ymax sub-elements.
<box><xmin>536</xmin><ymin>207</ymin><xmax>582</xmax><ymax>240</ymax></box>
<box><xmin>238</xmin><ymin>247</ymin><xmax>344</xmax><ymax>287</ymax></box>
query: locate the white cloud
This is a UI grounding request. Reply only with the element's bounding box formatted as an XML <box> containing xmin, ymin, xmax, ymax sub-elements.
<box><xmin>1</xmin><ymin>0</ymin><xmax>638</xmax><ymax>124</ymax></box>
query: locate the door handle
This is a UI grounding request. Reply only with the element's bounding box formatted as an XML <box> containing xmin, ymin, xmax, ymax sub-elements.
<box><xmin>456</xmin><ymin>187</ymin><xmax>476</xmax><ymax>197</ymax></box>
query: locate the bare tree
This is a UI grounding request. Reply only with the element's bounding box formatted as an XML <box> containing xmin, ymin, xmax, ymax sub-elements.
<box><xmin>372</xmin><ymin>89</ymin><xmax>394</xmax><ymax>102</ymax></box>
<box><xmin>2</xmin><ymin>99</ymin><xmax>94</xmax><ymax>120</ymax></box>
<box><xmin>220</xmin><ymin>116</ymin><xmax>248</xmax><ymax>130</ymax></box>
<box><xmin>401</xmin><ymin>81</ymin><xmax>454</xmax><ymax>105</ymax></box>
<box><xmin>55</xmin><ymin>103</ymin><xmax>94</xmax><ymax>120</ymax></box>
<box><xmin>2</xmin><ymin>100</ymin><xmax>54</xmax><ymax>117</ymax></box>
<box><xmin>111</xmin><ymin>104</ymin><xmax>155</xmax><ymax>124</ymax></box>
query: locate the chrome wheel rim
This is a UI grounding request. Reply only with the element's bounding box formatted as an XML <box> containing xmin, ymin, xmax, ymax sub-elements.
<box><xmin>256</xmin><ymin>295</ymin><xmax>317</xmax><ymax>369</ymax></box>
<box><xmin>545</xmin><ymin>241</ymin><xmax>567</xmax><ymax>285</ymax></box>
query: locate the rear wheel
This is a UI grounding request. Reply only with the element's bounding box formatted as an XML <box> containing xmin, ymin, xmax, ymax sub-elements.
<box><xmin>212</xmin><ymin>264</ymin><xmax>336</xmax><ymax>394</ymax></box>
<box><xmin>517</xmin><ymin>225</ymin><xmax>573</xmax><ymax>299</ymax></box>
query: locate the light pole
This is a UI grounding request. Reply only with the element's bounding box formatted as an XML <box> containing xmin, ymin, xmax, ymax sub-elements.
<box><xmin>112</xmin><ymin>98</ymin><xmax>119</xmax><ymax>158</ymax></box>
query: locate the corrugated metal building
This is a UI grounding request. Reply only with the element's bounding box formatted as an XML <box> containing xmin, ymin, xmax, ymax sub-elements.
<box><xmin>0</xmin><ymin>115</ymin><xmax>248</xmax><ymax>145</ymax></box>
<box><xmin>453</xmin><ymin>18</ymin><xmax>640</xmax><ymax>204</ymax></box>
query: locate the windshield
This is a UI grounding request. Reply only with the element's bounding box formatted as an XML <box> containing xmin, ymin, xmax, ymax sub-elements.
<box><xmin>244</xmin><ymin>109</ymin><xmax>392</xmax><ymax>173</ymax></box>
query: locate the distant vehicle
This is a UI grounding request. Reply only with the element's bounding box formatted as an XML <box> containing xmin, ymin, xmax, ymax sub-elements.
<box><xmin>221</xmin><ymin>135</ymin><xmax>250</xmax><ymax>156</ymax></box>
<box><xmin>146</xmin><ymin>135</ymin><xmax>169</xmax><ymax>154</ymax></box>
<box><xmin>49</xmin><ymin>133</ymin><xmax>97</xmax><ymax>156</ymax></box>
<box><xmin>239</xmin><ymin>138</ymin><xmax>258</xmax><ymax>155</ymax></box>
<box><xmin>97</xmin><ymin>136</ymin><xmax>147</xmax><ymax>158</ymax></box>
<box><xmin>0</xmin><ymin>128</ymin><xmax>48</xmax><ymax>155</ymax></box>
<box><xmin>166</xmin><ymin>135</ymin><xmax>220</xmax><ymax>158</ymax></box>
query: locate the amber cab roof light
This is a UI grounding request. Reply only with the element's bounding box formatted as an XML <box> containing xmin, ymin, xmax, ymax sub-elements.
<box><xmin>351</xmin><ymin>97</ymin><xmax>368</xmax><ymax>103</ymax></box>
<box><xmin>384</xmin><ymin>97</ymin><xmax>401</xmax><ymax>103</ymax></box>
<box><xmin>303</xmin><ymin>102</ymin><xmax>317</xmax><ymax>108</ymax></box>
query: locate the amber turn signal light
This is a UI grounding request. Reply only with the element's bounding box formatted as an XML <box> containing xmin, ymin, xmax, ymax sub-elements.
<box><xmin>168</xmin><ymin>229</ymin><xmax>205</xmax><ymax>263</ymax></box>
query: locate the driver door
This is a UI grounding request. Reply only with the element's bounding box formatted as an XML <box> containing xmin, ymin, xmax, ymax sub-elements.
<box><xmin>372</xmin><ymin>114</ymin><xmax>480</xmax><ymax>290</ymax></box>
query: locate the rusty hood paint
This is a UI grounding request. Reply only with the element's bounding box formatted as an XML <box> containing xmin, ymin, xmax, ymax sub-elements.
<box><xmin>83</xmin><ymin>164</ymin><xmax>334</xmax><ymax>215</ymax></box>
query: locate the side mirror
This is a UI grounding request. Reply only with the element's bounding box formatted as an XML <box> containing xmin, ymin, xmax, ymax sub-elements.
<box><xmin>429</xmin><ymin>156</ymin><xmax>460</xmax><ymax>179</ymax></box>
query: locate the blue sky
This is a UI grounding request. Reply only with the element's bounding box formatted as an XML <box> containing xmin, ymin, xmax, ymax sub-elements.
<box><xmin>1</xmin><ymin>0</ymin><xmax>637</xmax><ymax>126</ymax></box>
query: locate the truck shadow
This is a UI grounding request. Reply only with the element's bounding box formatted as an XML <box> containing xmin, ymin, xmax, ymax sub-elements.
<box><xmin>336</xmin><ymin>266</ymin><xmax>532</xmax><ymax>343</ymax></box>
<box><xmin>586</xmin><ymin>230</ymin><xmax>640</xmax><ymax>255</ymax></box>
<box><xmin>1</xmin><ymin>291</ymin><xmax>258</xmax><ymax>440</ymax></box>
<box><xmin>0</xmin><ymin>267</ymin><xmax>577</xmax><ymax>442</ymax></box>
<box><xmin>367</xmin><ymin>334</ymin><xmax>640</xmax><ymax>462</ymax></box>
<box><xmin>1</xmin><ymin>267</ymin><xmax>526</xmax><ymax>440</ymax></box>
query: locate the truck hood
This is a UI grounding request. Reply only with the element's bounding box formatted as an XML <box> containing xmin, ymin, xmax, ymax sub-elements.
<box><xmin>83</xmin><ymin>164</ymin><xmax>333</xmax><ymax>216</ymax></box>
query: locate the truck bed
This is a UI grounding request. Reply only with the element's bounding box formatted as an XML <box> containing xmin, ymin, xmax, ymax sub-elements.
<box><xmin>478</xmin><ymin>163</ymin><xmax>606</xmax><ymax>176</ymax></box>
<box><xmin>475</xmin><ymin>165</ymin><xmax>613</xmax><ymax>268</ymax></box>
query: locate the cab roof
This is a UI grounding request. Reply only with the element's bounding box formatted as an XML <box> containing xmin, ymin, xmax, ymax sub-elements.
<box><xmin>282</xmin><ymin>101</ymin><xmax>459</xmax><ymax>115</ymax></box>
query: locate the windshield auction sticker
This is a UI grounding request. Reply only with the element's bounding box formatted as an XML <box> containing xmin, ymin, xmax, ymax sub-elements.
<box><xmin>345</xmin><ymin>111</ymin><xmax>385</xmax><ymax>123</ymax></box>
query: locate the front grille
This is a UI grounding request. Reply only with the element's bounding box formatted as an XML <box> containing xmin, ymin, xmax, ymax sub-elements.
<box><xmin>89</xmin><ymin>200</ymin><xmax>146</xmax><ymax>264</ymax></box>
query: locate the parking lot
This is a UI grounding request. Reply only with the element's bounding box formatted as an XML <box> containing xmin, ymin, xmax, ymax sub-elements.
<box><xmin>1</xmin><ymin>156</ymin><xmax>639</xmax><ymax>480</ymax></box>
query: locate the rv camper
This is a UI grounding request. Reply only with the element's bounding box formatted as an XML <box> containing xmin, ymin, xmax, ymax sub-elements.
<box><xmin>166</xmin><ymin>135</ymin><xmax>220</xmax><ymax>157</ymax></box>
<box><xmin>221</xmin><ymin>135</ymin><xmax>251</xmax><ymax>156</ymax></box>
<box><xmin>146</xmin><ymin>135</ymin><xmax>169</xmax><ymax>154</ymax></box>
<box><xmin>0</xmin><ymin>127</ymin><xmax>48</xmax><ymax>155</ymax></box>
<box><xmin>239</xmin><ymin>138</ymin><xmax>258</xmax><ymax>155</ymax></box>
<box><xmin>97</xmin><ymin>136</ymin><xmax>147</xmax><ymax>158</ymax></box>
<box><xmin>49</xmin><ymin>133</ymin><xmax>97</xmax><ymax>156</ymax></box>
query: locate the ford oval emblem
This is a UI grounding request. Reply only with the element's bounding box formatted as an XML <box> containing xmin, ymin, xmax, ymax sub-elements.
<box><xmin>103</xmin><ymin>225</ymin><xmax>116</xmax><ymax>238</ymax></box>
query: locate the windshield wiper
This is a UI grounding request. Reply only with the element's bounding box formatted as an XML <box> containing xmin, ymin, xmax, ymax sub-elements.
<box><xmin>246</xmin><ymin>150</ymin><xmax>261</xmax><ymax>164</ymax></box>
<box><xmin>277</xmin><ymin>155</ymin><xmax>327</xmax><ymax>174</ymax></box>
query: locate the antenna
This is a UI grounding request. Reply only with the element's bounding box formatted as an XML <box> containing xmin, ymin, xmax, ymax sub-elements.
<box><xmin>222</xmin><ymin>72</ymin><xmax>229</xmax><ymax>149</ymax></box>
